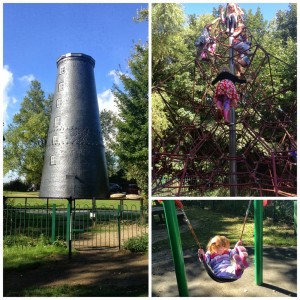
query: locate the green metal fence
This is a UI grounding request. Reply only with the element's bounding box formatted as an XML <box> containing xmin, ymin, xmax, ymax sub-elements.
<box><xmin>4</xmin><ymin>197</ymin><xmax>148</xmax><ymax>249</ymax></box>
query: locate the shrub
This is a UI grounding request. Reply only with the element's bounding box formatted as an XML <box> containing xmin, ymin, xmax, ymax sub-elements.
<box><xmin>123</xmin><ymin>234</ymin><xmax>148</xmax><ymax>253</ymax></box>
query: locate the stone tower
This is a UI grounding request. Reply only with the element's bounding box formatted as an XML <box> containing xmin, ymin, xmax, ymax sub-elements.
<box><xmin>40</xmin><ymin>53</ymin><xmax>109</xmax><ymax>198</ymax></box>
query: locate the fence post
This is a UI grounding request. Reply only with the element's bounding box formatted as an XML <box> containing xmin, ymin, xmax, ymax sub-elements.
<box><xmin>52</xmin><ymin>204</ymin><xmax>56</xmax><ymax>243</ymax></box>
<box><xmin>140</xmin><ymin>199</ymin><xmax>145</xmax><ymax>224</ymax></box>
<box><xmin>117</xmin><ymin>205</ymin><xmax>121</xmax><ymax>250</ymax></box>
<box><xmin>66</xmin><ymin>198</ymin><xmax>73</xmax><ymax>259</ymax></box>
<box><xmin>294</xmin><ymin>200</ymin><xmax>297</xmax><ymax>235</ymax></box>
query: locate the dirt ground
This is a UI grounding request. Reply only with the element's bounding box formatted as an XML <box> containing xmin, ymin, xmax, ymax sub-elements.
<box><xmin>4</xmin><ymin>249</ymin><xmax>148</xmax><ymax>296</ymax></box>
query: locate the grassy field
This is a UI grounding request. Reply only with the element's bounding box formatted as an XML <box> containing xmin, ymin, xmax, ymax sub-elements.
<box><xmin>152</xmin><ymin>206</ymin><xmax>296</xmax><ymax>253</ymax></box>
<box><xmin>3</xmin><ymin>243</ymin><xmax>69</xmax><ymax>269</ymax></box>
<box><xmin>6</xmin><ymin>285</ymin><xmax>148</xmax><ymax>297</ymax></box>
<box><xmin>4</xmin><ymin>191</ymin><xmax>143</xmax><ymax>210</ymax></box>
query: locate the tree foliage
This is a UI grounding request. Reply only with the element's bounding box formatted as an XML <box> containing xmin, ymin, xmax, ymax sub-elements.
<box><xmin>3</xmin><ymin>80</ymin><xmax>52</xmax><ymax>185</ymax></box>
<box><xmin>100</xmin><ymin>109</ymin><xmax>119</xmax><ymax>178</ymax></box>
<box><xmin>113</xmin><ymin>43</ymin><xmax>148</xmax><ymax>194</ymax></box>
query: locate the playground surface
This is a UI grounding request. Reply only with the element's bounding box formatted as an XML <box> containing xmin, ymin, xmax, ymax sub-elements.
<box><xmin>152</xmin><ymin>225</ymin><xmax>297</xmax><ymax>297</ymax></box>
<box><xmin>4</xmin><ymin>249</ymin><xmax>148</xmax><ymax>296</ymax></box>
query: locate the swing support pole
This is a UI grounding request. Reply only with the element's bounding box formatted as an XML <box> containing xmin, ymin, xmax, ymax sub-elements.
<box><xmin>254</xmin><ymin>200</ymin><xmax>263</xmax><ymax>285</ymax></box>
<box><xmin>163</xmin><ymin>200</ymin><xmax>189</xmax><ymax>297</ymax></box>
<box><xmin>229</xmin><ymin>36</ymin><xmax>238</xmax><ymax>196</ymax></box>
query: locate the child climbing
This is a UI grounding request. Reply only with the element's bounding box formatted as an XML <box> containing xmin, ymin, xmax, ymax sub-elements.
<box><xmin>221</xmin><ymin>3</ymin><xmax>244</xmax><ymax>35</ymax></box>
<box><xmin>195</xmin><ymin>17</ymin><xmax>220</xmax><ymax>61</ymax></box>
<box><xmin>232</xmin><ymin>23</ymin><xmax>252</xmax><ymax>76</ymax></box>
<box><xmin>212</xmin><ymin>66</ymin><xmax>246</xmax><ymax>124</ymax></box>
<box><xmin>198</xmin><ymin>235</ymin><xmax>249</xmax><ymax>279</ymax></box>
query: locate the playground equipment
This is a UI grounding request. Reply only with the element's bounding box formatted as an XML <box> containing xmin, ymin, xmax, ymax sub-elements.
<box><xmin>161</xmin><ymin>200</ymin><xmax>264</xmax><ymax>296</ymax></box>
<box><xmin>40</xmin><ymin>53</ymin><xmax>109</xmax><ymax>199</ymax></box>
<box><xmin>152</xmin><ymin>13</ymin><xmax>296</xmax><ymax>197</ymax></box>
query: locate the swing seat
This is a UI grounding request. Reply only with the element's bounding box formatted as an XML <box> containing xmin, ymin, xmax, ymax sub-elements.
<box><xmin>199</xmin><ymin>252</ymin><xmax>239</xmax><ymax>283</ymax></box>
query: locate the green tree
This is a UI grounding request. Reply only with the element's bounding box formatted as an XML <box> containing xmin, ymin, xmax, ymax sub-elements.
<box><xmin>113</xmin><ymin>43</ymin><xmax>148</xmax><ymax>194</ymax></box>
<box><xmin>274</xmin><ymin>4</ymin><xmax>297</xmax><ymax>43</ymax></box>
<box><xmin>100</xmin><ymin>109</ymin><xmax>119</xmax><ymax>177</ymax></box>
<box><xmin>3</xmin><ymin>80</ymin><xmax>52</xmax><ymax>185</ymax></box>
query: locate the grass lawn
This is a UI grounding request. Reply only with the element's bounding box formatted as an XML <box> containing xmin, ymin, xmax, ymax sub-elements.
<box><xmin>4</xmin><ymin>191</ymin><xmax>143</xmax><ymax>210</ymax></box>
<box><xmin>6</xmin><ymin>285</ymin><xmax>148</xmax><ymax>297</ymax></box>
<box><xmin>152</xmin><ymin>206</ymin><xmax>296</xmax><ymax>253</ymax></box>
<box><xmin>3</xmin><ymin>244</ymin><xmax>69</xmax><ymax>270</ymax></box>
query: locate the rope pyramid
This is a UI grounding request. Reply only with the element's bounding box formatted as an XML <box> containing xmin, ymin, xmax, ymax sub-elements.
<box><xmin>152</xmin><ymin>22</ymin><xmax>297</xmax><ymax>197</ymax></box>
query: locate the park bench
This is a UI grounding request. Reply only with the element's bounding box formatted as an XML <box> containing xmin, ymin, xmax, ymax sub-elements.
<box><xmin>152</xmin><ymin>203</ymin><xmax>185</xmax><ymax>226</ymax></box>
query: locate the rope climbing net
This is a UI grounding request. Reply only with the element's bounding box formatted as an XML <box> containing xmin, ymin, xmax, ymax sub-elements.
<box><xmin>152</xmin><ymin>22</ymin><xmax>297</xmax><ymax>197</ymax></box>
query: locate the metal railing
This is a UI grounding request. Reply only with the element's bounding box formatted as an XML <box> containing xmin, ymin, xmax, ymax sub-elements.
<box><xmin>4</xmin><ymin>197</ymin><xmax>148</xmax><ymax>249</ymax></box>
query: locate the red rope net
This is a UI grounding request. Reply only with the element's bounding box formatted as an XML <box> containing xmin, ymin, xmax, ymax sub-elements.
<box><xmin>152</xmin><ymin>27</ymin><xmax>296</xmax><ymax>197</ymax></box>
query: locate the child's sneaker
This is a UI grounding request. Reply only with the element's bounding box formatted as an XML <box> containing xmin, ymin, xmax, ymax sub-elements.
<box><xmin>236</xmin><ymin>246</ymin><xmax>249</xmax><ymax>268</ymax></box>
<box><xmin>233</xmin><ymin>254</ymin><xmax>244</xmax><ymax>278</ymax></box>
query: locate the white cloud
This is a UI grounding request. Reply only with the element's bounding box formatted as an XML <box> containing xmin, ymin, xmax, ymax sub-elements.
<box><xmin>19</xmin><ymin>74</ymin><xmax>35</xmax><ymax>84</ymax></box>
<box><xmin>108</xmin><ymin>69</ymin><xmax>123</xmax><ymax>86</ymax></box>
<box><xmin>3</xmin><ymin>65</ymin><xmax>17</xmax><ymax>125</ymax></box>
<box><xmin>97</xmin><ymin>89</ymin><xmax>118</xmax><ymax>114</ymax></box>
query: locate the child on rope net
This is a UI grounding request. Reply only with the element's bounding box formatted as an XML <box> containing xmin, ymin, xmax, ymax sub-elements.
<box><xmin>232</xmin><ymin>23</ymin><xmax>253</xmax><ymax>76</ymax></box>
<box><xmin>195</xmin><ymin>17</ymin><xmax>220</xmax><ymax>61</ymax></box>
<box><xmin>198</xmin><ymin>235</ymin><xmax>249</xmax><ymax>279</ymax></box>
<box><xmin>212</xmin><ymin>66</ymin><xmax>246</xmax><ymax>124</ymax></box>
<box><xmin>221</xmin><ymin>3</ymin><xmax>244</xmax><ymax>35</ymax></box>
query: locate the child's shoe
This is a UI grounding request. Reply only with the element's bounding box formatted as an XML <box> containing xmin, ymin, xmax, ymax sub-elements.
<box><xmin>233</xmin><ymin>254</ymin><xmax>244</xmax><ymax>278</ymax></box>
<box><xmin>236</xmin><ymin>246</ymin><xmax>249</xmax><ymax>268</ymax></box>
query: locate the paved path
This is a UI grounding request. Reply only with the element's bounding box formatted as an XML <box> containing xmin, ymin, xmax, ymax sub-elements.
<box><xmin>152</xmin><ymin>246</ymin><xmax>297</xmax><ymax>297</ymax></box>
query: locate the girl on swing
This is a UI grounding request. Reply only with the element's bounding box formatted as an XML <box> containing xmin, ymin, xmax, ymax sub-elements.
<box><xmin>212</xmin><ymin>66</ymin><xmax>246</xmax><ymax>124</ymax></box>
<box><xmin>198</xmin><ymin>235</ymin><xmax>249</xmax><ymax>279</ymax></box>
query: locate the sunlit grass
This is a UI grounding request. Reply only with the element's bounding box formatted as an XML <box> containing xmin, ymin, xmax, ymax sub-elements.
<box><xmin>152</xmin><ymin>206</ymin><xmax>296</xmax><ymax>253</ymax></box>
<box><xmin>5</xmin><ymin>284</ymin><xmax>148</xmax><ymax>297</ymax></box>
<box><xmin>3</xmin><ymin>243</ymin><xmax>69</xmax><ymax>270</ymax></box>
<box><xmin>4</xmin><ymin>191</ymin><xmax>143</xmax><ymax>210</ymax></box>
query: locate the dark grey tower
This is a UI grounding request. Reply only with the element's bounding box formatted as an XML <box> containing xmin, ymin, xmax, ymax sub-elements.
<box><xmin>40</xmin><ymin>53</ymin><xmax>109</xmax><ymax>198</ymax></box>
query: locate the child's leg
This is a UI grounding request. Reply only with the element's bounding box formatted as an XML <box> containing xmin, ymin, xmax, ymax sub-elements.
<box><xmin>236</xmin><ymin>246</ymin><xmax>249</xmax><ymax>268</ymax></box>
<box><xmin>229</xmin><ymin>14</ymin><xmax>236</xmax><ymax>33</ymax></box>
<box><xmin>226</xmin><ymin>16</ymin><xmax>230</xmax><ymax>33</ymax></box>
<box><xmin>233</xmin><ymin>254</ymin><xmax>244</xmax><ymax>278</ymax></box>
<box><xmin>216</xmin><ymin>98</ymin><xmax>223</xmax><ymax>120</ymax></box>
<box><xmin>223</xmin><ymin>96</ymin><xmax>231</xmax><ymax>124</ymax></box>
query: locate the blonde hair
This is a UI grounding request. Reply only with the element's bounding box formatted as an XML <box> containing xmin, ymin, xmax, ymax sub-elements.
<box><xmin>226</xmin><ymin>3</ymin><xmax>238</xmax><ymax>16</ymax></box>
<box><xmin>207</xmin><ymin>235</ymin><xmax>230</xmax><ymax>254</ymax></box>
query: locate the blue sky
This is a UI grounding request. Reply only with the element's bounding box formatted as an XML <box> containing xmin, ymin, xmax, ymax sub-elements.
<box><xmin>182</xmin><ymin>3</ymin><xmax>292</xmax><ymax>21</ymax></box>
<box><xmin>3</xmin><ymin>3</ymin><xmax>148</xmax><ymax>130</ymax></box>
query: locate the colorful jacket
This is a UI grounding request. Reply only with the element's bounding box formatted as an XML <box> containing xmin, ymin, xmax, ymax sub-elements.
<box><xmin>204</xmin><ymin>248</ymin><xmax>239</xmax><ymax>275</ymax></box>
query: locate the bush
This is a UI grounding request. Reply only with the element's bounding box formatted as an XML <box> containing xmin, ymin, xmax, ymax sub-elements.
<box><xmin>123</xmin><ymin>234</ymin><xmax>148</xmax><ymax>253</ymax></box>
<box><xmin>3</xmin><ymin>179</ymin><xmax>29</xmax><ymax>191</ymax></box>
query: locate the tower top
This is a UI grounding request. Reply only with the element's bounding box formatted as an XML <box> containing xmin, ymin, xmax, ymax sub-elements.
<box><xmin>56</xmin><ymin>53</ymin><xmax>95</xmax><ymax>67</ymax></box>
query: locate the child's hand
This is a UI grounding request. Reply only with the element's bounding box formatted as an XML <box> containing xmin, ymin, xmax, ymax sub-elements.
<box><xmin>235</xmin><ymin>240</ymin><xmax>242</xmax><ymax>248</ymax></box>
<box><xmin>198</xmin><ymin>248</ymin><xmax>206</xmax><ymax>257</ymax></box>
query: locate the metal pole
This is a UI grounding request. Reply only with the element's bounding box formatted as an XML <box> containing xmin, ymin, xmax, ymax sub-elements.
<box><xmin>163</xmin><ymin>200</ymin><xmax>189</xmax><ymax>297</ymax></box>
<box><xmin>294</xmin><ymin>200</ymin><xmax>297</xmax><ymax>235</ymax></box>
<box><xmin>66</xmin><ymin>198</ymin><xmax>73</xmax><ymax>259</ymax></box>
<box><xmin>229</xmin><ymin>36</ymin><xmax>238</xmax><ymax>196</ymax></box>
<box><xmin>254</xmin><ymin>200</ymin><xmax>263</xmax><ymax>285</ymax></box>
<box><xmin>117</xmin><ymin>205</ymin><xmax>121</xmax><ymax>250</ymax></box>
<box><xmin>52</xmin><ymin>204</ymin><xmax>56</xmax><ymax>243</ymax></box>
